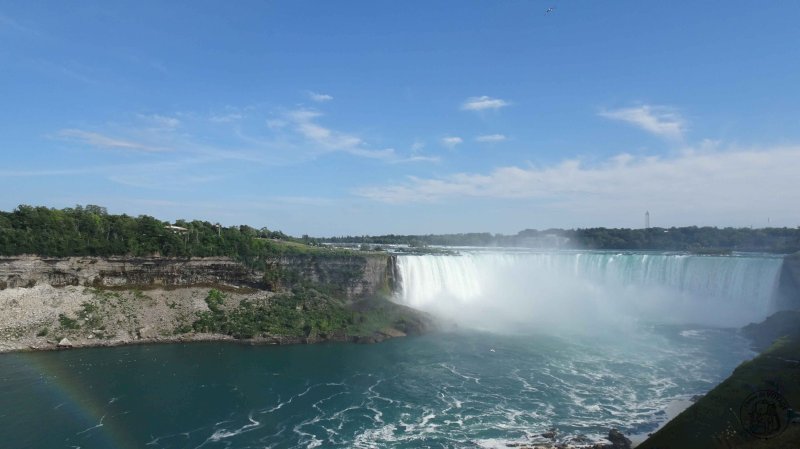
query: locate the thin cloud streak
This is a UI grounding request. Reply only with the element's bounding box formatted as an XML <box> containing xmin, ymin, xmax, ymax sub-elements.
<box><xmin>285</xmin><ymin>108</ymin><xmax>397</xmax><ymax>160</ymax></box>
<box><xmin>137</xmin><ymin>114</ymin><xmax>181</xmax><ymax>131</ymax></box>
<box><xmin>476</xmin><ymin>134</ymin><xmax>507</xmax><ymax>143</ymax></box>
<box><xmin>57</xmin><ymin>129</ymin><xmax>171</xmax><ymax>153</ymax></box>
<box><xmin>461</xmin><ymin>96</ymin><xmax>510</xmax><ymax>111</ymax></box>
<box><xmin>599</xmin><ymin>105</ymin><xmax>686</xmax><ymax>139</ymax></box>
<box><xmin>441</xmin><ymin>136</ymin><xmax>463</xmax><ymax>148</ymax></box>
<box><xmin>391</xmin><ymin>155</ymin><xmax>441</xmax><ymax>164</ymax></box>
<box><xmin>54</xmin><ymin>104</ymin><xmax>431</xmax><ymax>175</ymax></box>
<box><xmin>356</xmin><ymin>146</ymin><xmax>800</xmax><ymax>224</ymax></box>
<box><xmin>307</xmin><ymin>91</ymin><xmax>333</xmax><ymax>102</ymax></box>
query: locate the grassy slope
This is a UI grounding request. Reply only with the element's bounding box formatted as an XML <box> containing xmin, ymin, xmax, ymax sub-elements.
<box><xmin>638</xmin><ymin>314</ymin><xmax>800</xmax><ymax>449</ymax></box>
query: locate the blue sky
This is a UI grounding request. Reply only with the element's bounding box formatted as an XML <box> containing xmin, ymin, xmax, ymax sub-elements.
<box><xmin>1</xmin><ymin>1</ymin><xmax>799</xmax><ymax>235</ymax></box>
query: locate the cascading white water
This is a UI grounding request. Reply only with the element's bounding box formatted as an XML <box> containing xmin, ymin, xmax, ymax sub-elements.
<box><xmin>395</xmin><ymin>251</ymin><xmax>784</xmax><ymax>329</ymax></box>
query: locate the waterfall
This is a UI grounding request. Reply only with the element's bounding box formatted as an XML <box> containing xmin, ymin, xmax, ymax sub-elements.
<box><xmin>395</xmin><ymin>251</ymin><xmax>783</xmax><ymax>329</ymax></box>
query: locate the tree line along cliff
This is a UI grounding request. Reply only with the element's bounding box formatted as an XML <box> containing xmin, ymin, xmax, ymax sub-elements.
<box><xmin>0</xmin><ymin>205</ymin><xmax>348</xmax><ymax>266</ymax></box>
<box><xmin>3</xmin><ymin>205</ymin><xmax>799</xmax><ymax>262</ymax></box>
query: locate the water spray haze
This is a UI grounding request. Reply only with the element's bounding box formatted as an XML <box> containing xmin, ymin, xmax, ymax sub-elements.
<box><xmin>394</xmin><ymin>251</ymin><xmax>782</xmax><ymax>334</ymax></box>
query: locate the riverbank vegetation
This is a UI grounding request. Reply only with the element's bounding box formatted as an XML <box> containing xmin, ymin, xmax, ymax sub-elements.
<box><xmin>188</xmin><ymin>288</ymin><xmax>430</xmax><ymax>341</ymax></box>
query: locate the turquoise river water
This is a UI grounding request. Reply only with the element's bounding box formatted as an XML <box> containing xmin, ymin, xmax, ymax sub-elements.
<box><xmin>0</xmin><ymin>251</ymin><xmax>784</xmax><ymax>448</ymax></box>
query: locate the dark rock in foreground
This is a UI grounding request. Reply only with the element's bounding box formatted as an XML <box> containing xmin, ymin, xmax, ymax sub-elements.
<box><xmin>595</xmin><ymin>429</ymin><xmax>632</xmax><ymax>449</ymax></box>
<box><xmin>741</xmin><ymin>309</ymin><xmax>800</xmax><ymax>352</ymax></box>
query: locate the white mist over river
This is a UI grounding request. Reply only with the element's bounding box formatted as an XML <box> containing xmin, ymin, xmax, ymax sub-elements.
<box><xmin>395</xmin><ymin>251</ymin><xmax>783</xmax><ymax>331</ymax></box>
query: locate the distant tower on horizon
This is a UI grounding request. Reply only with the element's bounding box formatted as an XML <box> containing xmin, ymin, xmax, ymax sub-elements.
<box><xmin>645</xmin><ymin>211</ymin><xmax>650</xmax><ymax>229</ymax></box>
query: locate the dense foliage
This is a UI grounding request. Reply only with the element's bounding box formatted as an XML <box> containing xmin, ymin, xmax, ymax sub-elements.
<box><xmin>0</xmin><ymin>205</ymin><xmax>346</xmax><ymax>268</ymax></box>
<box><xmin>325</xmin><ymin>226</ymin><xmax>800</xmax><ymax>253</ymax></box>
<box><xmin>191</xmin><ymin>288</ymin><xmax>367</xmax><ymax>339</ymax></box>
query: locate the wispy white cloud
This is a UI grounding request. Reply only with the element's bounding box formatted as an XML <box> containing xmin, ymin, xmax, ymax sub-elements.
<box><xmin>57</xmin><ymin>129</ymin><xmax>170</xmax><ymax>153</ymax></box>
<box><xmin>346</xmin><ymin>148</ymin><xmax>397</xmax><ymax>159</ymax></box>
<box><xmin>599</xmin><ymin>105</ymin><xmax>686</xmax><ymax>139</ymax></box>
<box><xmin>280</xmin><ymin>109</ymin><xmax>439</xmax><ymax>162</ymax></box>
<box><xmin>288</xmin><ymin>109</ymin><xmax>361</xmax><ymax>149</ymax></box>
<box><xmin>391</xmin><ymin>155</ymin><xmax>441</xmax><ymax>164</ymax></box>
<box><xmin>138</xmin><ymin>114</ymin><xmax>180</xmax><ymax>130</ymax></box>
<box><xmin>476</xmin><ymin>134</ymin><xmax>507</xmax><ymax>143</ymax></box>
<box><xmin>441</xmin><ymin>136</ymin><xmax>463</xmax><ymax>148</ymax></box>
<box><xmin>395</xmin><ymin>140</ymin><xmax>440</xmax><ymax>163</ymax></box>
<box><xmin>307</xmin><ymin>91</ymin><xmax>334</xmax><ymax>102</ymax></box>
<box><xmin>356</xmin><ymin>146</ymin><xmax>800</xmax><ymax>225</ymax></box>
<box><xmin>461</xmin><ymin>96</ymin><xmax>510</xmax><ymax>112</ymax></box>
<box><xmin>32</xmin><ymin>99</ymin><xmax>439</xmax><ymax>192</ymax></box>
<box><xmin>285</xmin><ymin>109</ymin><xmax>395</xmax><ymax>159</ymax></box>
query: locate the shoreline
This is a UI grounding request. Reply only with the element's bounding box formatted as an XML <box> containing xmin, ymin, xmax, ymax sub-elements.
<box><xmin>637</xmin><ymin>310</ymin><xmax>800</xmax><ymax>448</ymax></box>
<box><xmin>0</xmin><ymin>329</ymin><xmax>412</xmax><ymax>355</ymax></box>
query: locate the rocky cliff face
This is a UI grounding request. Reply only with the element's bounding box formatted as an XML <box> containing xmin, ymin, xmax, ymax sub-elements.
<box><xmin>0</xmin><ymin>253</ymin><xmax>417</xmax><ymax>353</ymax></box>
<box><xmin>0</xmin><ymin>256</ymin><xmax>261</xmax><ymax>290</ymax></box>
<box><xmin>268</xmin><ymin>254</ymin><xmax>394</xmax><ymax>298</ymax></box>
<box><xmin>0</xmin><ymin>254</ymin><xmax>394</xmax><ymax>300</ymax></box>
<box><xmin>776</xmin><ymin>251</ymin><xmax>800</xmax><ymax>311</ymax></box>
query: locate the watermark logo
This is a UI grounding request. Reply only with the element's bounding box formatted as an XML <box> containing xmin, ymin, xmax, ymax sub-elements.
<box><xmin>739</xmin><ymin>389</ymin><xmax>791</xmax><ymax>439</ymax></box>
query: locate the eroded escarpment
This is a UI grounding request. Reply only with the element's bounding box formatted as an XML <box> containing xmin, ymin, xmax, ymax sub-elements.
<box><xmin>0</xmin><ymin>254</ymin><xmax>393</xmax><ymax>297</ymax></box>
<box><xmin>0</xmin><ymin>254</ymin><xmax>429</xmax><ymax>353</ymax></box>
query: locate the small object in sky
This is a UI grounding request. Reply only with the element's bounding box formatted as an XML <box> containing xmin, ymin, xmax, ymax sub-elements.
<box><xmin>490</xmin><ymin>348</ymin><xmax>496</xmax><ymax>352</ymax></box>
<box><xmin>545</xmin><ymin>7</ymin><xmax>555</xmax><ymax>14</ymax></box>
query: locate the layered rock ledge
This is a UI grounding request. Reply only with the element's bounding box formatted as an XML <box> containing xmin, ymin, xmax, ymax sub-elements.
<box><xmin>0</xmin><ymin>254</ymin><xmax>430</xmax><ymax>353</ymax></box>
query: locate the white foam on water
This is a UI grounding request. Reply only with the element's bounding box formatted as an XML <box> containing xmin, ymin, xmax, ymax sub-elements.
<box><xmin>207</xmin><ymin>413</ymin><xmax>260</xmax><ymax>442</ymax></box>
<box><xmin>680</xmin><ymin>329</ymin><xmax>707</xmax><ymax>339</ymax></box>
